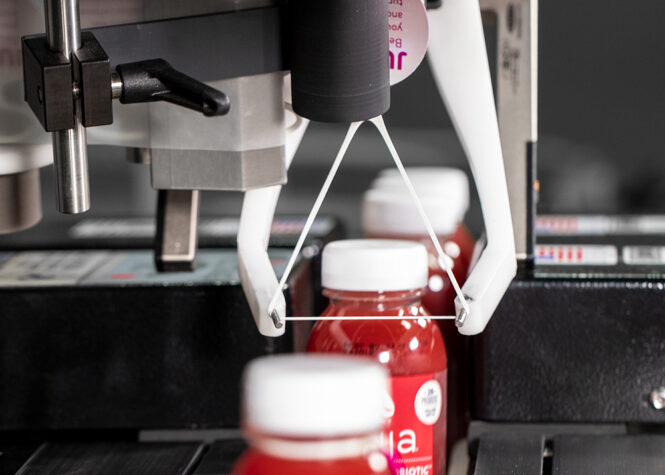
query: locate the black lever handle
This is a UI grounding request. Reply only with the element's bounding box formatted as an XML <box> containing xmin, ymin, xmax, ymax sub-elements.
<box><xmin>115</xmin><ymin>59</ymin><xmax>230</xmax><ymax>117</ymax></box>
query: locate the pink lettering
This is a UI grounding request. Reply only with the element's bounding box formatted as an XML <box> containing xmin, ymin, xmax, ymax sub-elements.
<box><xmin>389</xmin><ymin>51</ymin><xmax>408</xmax><ymax>71</ymax></box>
<box><xmin>398</xmin><ymin>466</ymin><xmax>432</xmax><ymax>475</ymax></box>
<box><xmin>390</xmin><ymin>37</ymin><xmax>403</xmax><ymax>49</ymax></box>
<box><xmin>398</xmin><ymin>51</ymin><xmax>407</xmax><ymax>70</ymax></box>
<box><xmin>389</xmin><ymin>22</ymin><xmax>404</xmax><ymax>32</ymax></box>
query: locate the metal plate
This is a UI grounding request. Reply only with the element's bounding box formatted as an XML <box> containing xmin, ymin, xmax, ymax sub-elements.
<box><xmin>552</xmin><ymin>435</ymin><xmax>665</xmax><ymax>475</ymax></box>
<box><xmin>474</xmin><ymin>433</ymin><xmax>544</xmax><ymax>475</ymax></box>
<box><xmin>0</xmin><ymin>249</ymin><xmax>307</xmax><ymax>431</ymax></box>
<box><xmin>473</xmin><ymin>431</ymin><xmax>665</xmax><ymax>475</ymax></box>
<box><xmin>475</xmin><ymin>272</ymin><xmax>665</xmax><ymax>423</ymax></box>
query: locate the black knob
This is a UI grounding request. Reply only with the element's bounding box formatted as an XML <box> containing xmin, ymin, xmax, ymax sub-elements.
<box><xmin>115</xmin><ymin>59</ymin><xmax>230</xmax><ymax>117</ymax></box>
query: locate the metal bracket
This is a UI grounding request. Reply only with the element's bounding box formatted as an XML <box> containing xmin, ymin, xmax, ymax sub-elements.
<box><xmin>154</xmin><ymin>190</ymin><xmax>200</xmax><ymax>272</ymax></box>
<box><xmin>22</xmin><ymin>36</ymin><xmax>74</xmax><ymax>132</ymax></box>
<box><xmin>480</xmin><ymin>0</ymin><xmax>538</xmax><ymax>264</ymax></box>
<box><xmin>75</xmin><ymin>32</ymin><xmax>113</xmax><ymax>128</ymax></box>
<box><xmin>22</xmin><ymin>32</ymin><xmax>113</xmax><ymax>132</ymax></box>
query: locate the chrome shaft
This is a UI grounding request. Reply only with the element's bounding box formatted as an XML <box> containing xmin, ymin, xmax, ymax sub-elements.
<box><xmin>44</xmin><ymin>0</ymin><xmax>90</xmax><ymax>214</ymax></box>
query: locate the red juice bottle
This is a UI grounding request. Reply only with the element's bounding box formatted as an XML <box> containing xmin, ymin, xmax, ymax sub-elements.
<box><xmin>232</xmin><ymin>354</ymin><xmax>393</xmax><ymax>475</ymax></box>
<box><xmin>362</xmin><ymin>168</ymin><xmax>475</xmax><ymax>449</ymax></box>
<box><xmin>307</xmin><ymin>240</ymin><xmax>447</xmax><ymax>475</ymax></box>
<box><xmin>363</xmin><ymin>167</ymin><xmax>475</xmax><ymax>316</ymax></box>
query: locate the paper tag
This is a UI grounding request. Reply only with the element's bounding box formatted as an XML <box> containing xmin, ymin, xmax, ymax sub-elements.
<box><xmin>389</xmin><ymin>0</ymin><xmax>429</xmax><ymax>85</ymax></box>
<box><xmin>536</xmin><ymin>245</ymin><xmax>618</xmax><ymax>266</ymax></box>
<box><xmin>622</xmin><ymin>246</ymin><xmax>665</xmax><ymax>266</ymax></box>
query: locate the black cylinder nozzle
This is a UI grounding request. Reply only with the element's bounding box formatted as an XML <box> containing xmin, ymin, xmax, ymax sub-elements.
<box><xmin>290</xmin><ymin>0</ymin><xmax>390</xmax><ymax>123</ymax></box>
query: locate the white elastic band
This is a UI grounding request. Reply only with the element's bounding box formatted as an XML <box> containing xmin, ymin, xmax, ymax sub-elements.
<box><xmin>285</xmin><ymin>316</ymin><xmax>456</xmax><ymax>321</ymax></box>
<box><xmin>267</xmin><ymin>121</ymin><xmax>364</xmax><ymax>325</ymax></box>
<box><xmin>369</xmin><ymin>116</ymin><xmax>469</xmax><ymax>315</ymax></box>
<box><xmin>267</xmin><ymin>117</ymin><xmax>469</xmax><ymax>327</ymax></box>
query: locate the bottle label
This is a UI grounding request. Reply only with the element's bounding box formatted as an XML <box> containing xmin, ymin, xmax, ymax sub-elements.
<box><xmin>383</xmin><ymin>371</ymin><xmax>446</xmax><ymax>475</ymax></box>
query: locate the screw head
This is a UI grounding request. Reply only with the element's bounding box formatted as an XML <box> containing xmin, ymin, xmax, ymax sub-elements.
<box><xmin>649</xmin><ymin>387</ymin><xmax>665</xmax><ymax>410</ymax></box>
<box><xmin>270</xmin><ymin>309</ymin><xmax>283</xmax><ymax>329</ymax></box>
<box><xmin>455</xmin><ymin>308</ymin><xmax>468</xmax><ymax>328</ymax></box>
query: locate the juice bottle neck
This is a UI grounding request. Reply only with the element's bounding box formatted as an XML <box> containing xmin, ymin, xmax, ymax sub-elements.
<box><xmin>323</xmin><ymin>288</ymin><xmax>424</xmax><ymax>311</ymax></box>
<box><xmin>247</xmin><ymin>431</ymin><xmax>384</xmax><ymax>461</ymax></box>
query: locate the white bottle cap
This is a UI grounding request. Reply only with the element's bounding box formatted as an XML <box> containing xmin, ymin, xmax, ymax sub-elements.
<box><xmin>363</xmin><ymin>167</ymin><xmax>469</xmax><ymax>236</ymax></box>
<box><xmin>242</xmin><ymin>354</ymin><xmax>389</xmax><ymax>437</ymax></box>
<box><xmin>322</xmin><ymin>239</ymin><xmax>428</xmax><ymax>292</ymax></box>
<box><xmin>375</xmin><ymin>167</ymin><xmax>470</xmax><ymax>208</ymax></box>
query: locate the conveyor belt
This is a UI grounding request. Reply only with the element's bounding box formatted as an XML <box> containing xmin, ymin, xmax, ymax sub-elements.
<box><xmin>6</xmin><ymin>433</ymin><xmax>665</xmax><ymax>474</ymax></box>
<box><xmin>3</xmin><ymin>440</ymin><xmax>246</xmax><ymax>475</ymax></box>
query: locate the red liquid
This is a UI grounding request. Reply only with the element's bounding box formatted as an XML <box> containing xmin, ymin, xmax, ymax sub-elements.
<box><xmin>232</xmin><ymin>447</ymin><xmax>392</xmax><ymax>475</ymax></box>
<box><xmin>366</xmin><ymin>224</ymin><xmax>474</xmax><ymax>450</ymax></box>
<box><xmin>307</xmin><ymin>289</ymin><xmax>447</xmax><ymax>475</ymax></box>
<box><xmin>453</xmin><ymin>223</ymin><xmax>475</xmax><ymax>267</ymax></box>
<box><xmin>366</xmin><ymin>223</ymin><xmax>474</xmax><ymax>316</ymax></box>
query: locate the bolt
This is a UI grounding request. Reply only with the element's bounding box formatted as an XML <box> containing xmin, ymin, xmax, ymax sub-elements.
<box><xmin>270</xmin><ymin>309</ymin><xmax>283</xmax><ymax>329</ymax></box>
<box><xmin>649</xmin><ymin>387</ymin><xmax>665</xmax><ymax>410</ymax></box>
<box><xmin>455</xmin><ymin>308</ymin><xmax>468</xmax><ymax>328</ymax></box>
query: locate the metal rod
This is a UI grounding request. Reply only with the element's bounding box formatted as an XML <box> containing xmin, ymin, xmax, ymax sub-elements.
<box><xmin>111</xmin><ymin>71</ymin><xmax>123</xmax><ymax>99</ymax></box>
<box><xmin>44</xmin><ymin>0</ymin><xmax>90</xmax><ymax>214</ymax></box>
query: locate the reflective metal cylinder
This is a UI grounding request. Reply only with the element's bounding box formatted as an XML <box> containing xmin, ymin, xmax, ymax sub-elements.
<box><xmin>45</xmin><ymin>0</ymin><xmax>90</xmax><ymax>214</ymax></box>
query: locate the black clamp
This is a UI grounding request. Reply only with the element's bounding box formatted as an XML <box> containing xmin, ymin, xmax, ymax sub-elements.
<box><xmin>115</xmin><ymin>59</ymin><xmax>230</xmax><ymax>117</ymax></box>
<box><xmin>22</xmin><ymin>32</ymin><xmax>230</xmax><ymax>133</ymax></box>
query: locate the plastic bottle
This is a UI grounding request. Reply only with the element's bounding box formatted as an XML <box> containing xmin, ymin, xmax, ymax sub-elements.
<box><xmin>232</xmin><ymin>354</ymin><xmax>393</xmax><ymax>475</ymax></box>
<box><xmin>363</xmin><ymin>167</ymin><xmax>474</xmax><ymax>316</ymax></box>
<box><xmin>307</xmin><ymin>240</ymin><xmax>447</xmax><ymax>475</ymax></box>
<box><xmin>362</xmin><ymin>167</ymin><xmax>474</xmax><ymax>454</ymax></box>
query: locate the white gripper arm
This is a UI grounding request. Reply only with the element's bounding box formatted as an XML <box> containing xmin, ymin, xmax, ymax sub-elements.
<box><xmin>237</xmin><ymin>94</ymin><xmax>309</xmax><ymax>337</ymax></box>
<box><xmin>427</xmin><ymin>0</ymin><xmax>517</xmax><ymax>335</ymax></box>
